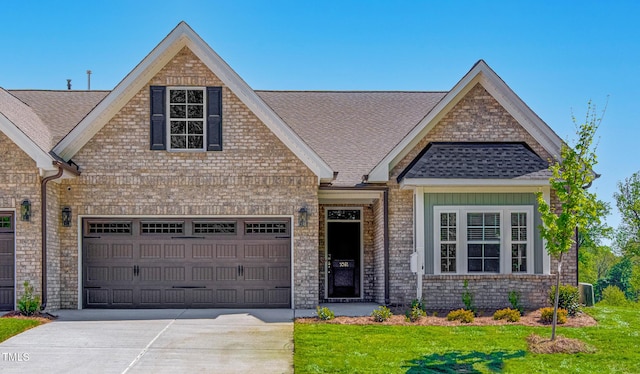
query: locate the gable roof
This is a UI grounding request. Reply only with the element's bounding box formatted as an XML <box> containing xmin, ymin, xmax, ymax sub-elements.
<box><xmin>397</xmin><ymin>142</ymin><xmax>550</xmax><ymax>181</ymax></box>
<box><xmin>10</xmin><ymin>90</ymin><xmax>109</xmax><ymax>146</ymax></box>
<box><xmin>367</xmin><ymin>60</ymin><xmax>563</xmax><ymax>182</ymax></box>
<box><xmin>52</xmin><ymin>21</ymin><xmax>335</xmax><ymax>183</ymax></box>
<box><xmin>257</xmin><ymin>91</ymin><xmax>447</xmax><ymax>186</ymax></box>
<box><xmin>0</xmin><ymin>88</ymin><xmax>57</xmax><ymax>171</ymax></box>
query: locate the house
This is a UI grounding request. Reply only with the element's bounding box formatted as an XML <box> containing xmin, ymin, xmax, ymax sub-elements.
<box><xmin>0</xmin><ymin>22</ymin><xmax>575</xmax><ymax>311</ymax></box>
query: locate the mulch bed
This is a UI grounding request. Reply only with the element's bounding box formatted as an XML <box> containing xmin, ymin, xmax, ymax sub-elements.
<box><xmin>296</xmin><ymin>309</ymin><xmax>597</xmax><ymax>327</ymax></box>
<box><xmin>1</xmin><ymin>311</ymin><xmax>57</xmax><ymax>323</ymax></box>
<box><xmin>527</xmin><ymin>333</ymin><xmax>596</xmax><ymax>354</ymax></box>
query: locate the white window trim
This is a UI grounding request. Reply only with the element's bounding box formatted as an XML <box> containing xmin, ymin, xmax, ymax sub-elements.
<box><xmin>166</xmin><ymin>86</ymin><xmax>207</xmax><ymax>152</ymax></box>
<box><xmin>433</xmin><ymin>205</ymin><xmax>534</xmax><ymax>275</ymax></box>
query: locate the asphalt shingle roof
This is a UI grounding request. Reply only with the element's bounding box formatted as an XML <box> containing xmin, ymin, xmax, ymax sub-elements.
<box><xmin>1</xmin><ymin>89</ymin><xmax>551</xmax><ymax>185</ymax></box>
<box><xmin>398</xmin><ymin>142</ymin><xmax>550</xmax><ymax>181</ymax></box>
<box><xmin>0</xmin><ymin>88</ymin><xmax>51</xmax><ymax>152</ymax></box>
<box><xmin>257</xmin><ymin>91</ymin><xmax>447</xmax><ymax>186</ymax></box>
<box><xmin>9</xmin><ymin>90</ymin><xmax>109</xmax><ymax>146</ymax></box>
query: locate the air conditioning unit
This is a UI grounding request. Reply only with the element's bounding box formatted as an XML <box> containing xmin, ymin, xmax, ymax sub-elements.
<box><xmin>578</xmin><ymin>282</ymin><xmax>595</xmax><ymax>306</ymax></box>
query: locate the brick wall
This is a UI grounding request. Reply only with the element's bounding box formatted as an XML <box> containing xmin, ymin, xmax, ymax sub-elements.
<box><xmin>0</xmin><ymin>132</ymin><xmax>43</xmax><ymax>302</ymax></box>
<box><xmin>372</xmin><ymin>198</ymin><xmax>386</xmax><ymax>303</ymax></box>
<box><xmin>384</xmin><ymin>82</ymin><xmax>573</xmax><ymax>308</ymax></box>
<box><xmin>421</xmin><ymin>274</ymin><xmax>555</xmax><ymax>310</ymax></box>
<box><xmin>58</xmin><ymin>47</ymin><xmax>319</xmax><ymax>308</ymax></box>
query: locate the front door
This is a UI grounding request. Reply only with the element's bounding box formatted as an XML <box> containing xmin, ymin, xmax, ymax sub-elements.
<box><xmin>0</xmin><ymin>213</ymin><xmax>15</xmax><ymax>311</ymax></box>
<box><xmin>326</xmin><ymin>209</ymin><xmax>361</xmax><ymax>298</ymax></box>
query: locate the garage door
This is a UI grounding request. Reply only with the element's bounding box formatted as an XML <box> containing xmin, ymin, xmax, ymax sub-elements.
<box><xmin>0</xmin><ymin>213</ymin><xmax>15</xmax><ymax>311</ymax></box>
<box><xmin>82</xmin><ymin>218</ymin><xmax>291</xmax><ymax>308</ymax></box>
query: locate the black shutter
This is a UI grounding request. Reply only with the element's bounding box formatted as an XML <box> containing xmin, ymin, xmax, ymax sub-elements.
<box><xmin>149</xmin><ymin>86</ymin><xmax>166</xmax><ymax>150</ymax></box>
<box><xmin>206</xmin><ymin>87</ymin><xmax>222</xmax><ymax>151</ymax></box>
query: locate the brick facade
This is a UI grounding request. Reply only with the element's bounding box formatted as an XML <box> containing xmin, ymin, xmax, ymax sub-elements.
<box><xmin>385</xmin><ymin>83</ymin><xmax>574</xmax><ymax>309</ymax></box>
<box><xmin>57</xmin><ymin>47</ymin><xmax>319</xmax><ymax>309</ymax></box>
<box><xmin>1</xmin><ymin>45</ymin><xmax>575</xmax><ymax>312</ymax></box>
<box><xmin>0</xmin><ymin>132</ymin><xmax>43</xmax><ymax>300</ymax></box>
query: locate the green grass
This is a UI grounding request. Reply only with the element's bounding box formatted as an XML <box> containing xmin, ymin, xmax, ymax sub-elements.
<box><xmin>0</xmin><ymin>318</ymin><xmax>42</xmax><ymax>343</ymax></box>
<box><xmin>294</xmin><ymin>305</ymin><xmax>640</xmax><ymax>373</ymax></box>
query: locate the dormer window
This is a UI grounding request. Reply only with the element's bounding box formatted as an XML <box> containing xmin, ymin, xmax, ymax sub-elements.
<box><xmin>149</xmin><ymin>86</ymin><xmax>222</xmax><ymax>151</ymax></box>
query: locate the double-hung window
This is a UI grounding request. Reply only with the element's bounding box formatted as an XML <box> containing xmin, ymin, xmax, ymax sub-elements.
<box><xmin>149</xmin><ymin>86</ymin><xmax>222</xmax><ymax>151</ymax></box>
<box><xmin>168</xmin><ymin>88</ymin><xmax>205</xmax><ymax>150</ymax></box>
<box><xmin>434</xmin><ymin>206</ymin><xmax>533</xmax><ymax>274</ymax></box>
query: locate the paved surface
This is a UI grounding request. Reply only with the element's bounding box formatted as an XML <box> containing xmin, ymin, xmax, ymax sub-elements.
<box><xmin>0</xmin><ymin>309</ymin><xmax>294</xmax><ymax>374</ymax></box>
<box><xmin>0</xmin><ymin>304</ymin><xmax>379</xmax><ymax>373</ymax></box>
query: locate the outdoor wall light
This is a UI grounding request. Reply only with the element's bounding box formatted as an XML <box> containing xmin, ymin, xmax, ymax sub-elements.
<box><xmin>20</xmin><ymin>199</ymin><xmax>31</xmax><ymax>221</ymax></box>
<box><xmin>298</xmin><ymin>206</ymin><xmax>309</xmax><ymax>227</ymax></box>
<box><xmin>62</xmin><ymin>206</ymin><xmax>72</xmax><ymax>227</ymax></box>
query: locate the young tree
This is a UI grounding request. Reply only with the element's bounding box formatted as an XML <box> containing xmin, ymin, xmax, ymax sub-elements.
<box><xmin>614</xmin><ymin>172</ymin><xmax>640</xmax><ymax>256</ymax></box>
<box><xmin>536</xmin><ymin>102</ymin><xmax>602</xmax><ymax>341</ymax></box>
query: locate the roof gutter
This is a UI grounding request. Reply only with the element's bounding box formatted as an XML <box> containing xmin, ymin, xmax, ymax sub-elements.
<box><xmin>40</xmin><ymin>160</ymin><xmax>80</xmax><ymax>310</ymax></box>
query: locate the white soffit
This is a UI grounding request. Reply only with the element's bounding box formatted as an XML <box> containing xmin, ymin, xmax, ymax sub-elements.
<box><xmin>368</xmin><ymin>60</ymin><xmax>563</xmax><ymax>182</ymax></box>
<box><xmin>318</xmin><ymin>189</ymin><xmax>383</xmax><ymax>205</ymax></box>
<box><xmin>53</xmin><ymin>22</ymin><xmax>334</xmax><ymax>182</ymax></box>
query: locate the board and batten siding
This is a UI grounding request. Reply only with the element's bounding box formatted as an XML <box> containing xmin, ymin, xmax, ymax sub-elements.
<box><xmin>424</xmin><ymin>193</ymin><xmax>543</xmax><ymax>274</ymax></box>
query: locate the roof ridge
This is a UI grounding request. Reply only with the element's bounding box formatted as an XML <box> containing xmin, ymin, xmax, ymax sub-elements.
<box><xmin>255</xmin><ymin>90</ymin><xmax>449</xmax><ymax>93</ymax></box>
<box><xmin>7</xmin><ymin>89</ymin><xmax>112</xmax><ymax>93</ymax></box>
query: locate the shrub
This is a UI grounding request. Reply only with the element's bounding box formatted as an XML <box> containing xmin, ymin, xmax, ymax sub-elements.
<box><xmin>462</xmin><ymin>280</ymin><xmax>476</xmax><ymax>315</ymax></box>
<box><xmin>600</xmin><ymin>285</ymin><xmax>629</xmax><ymax>306</ymax></box>
<box><xmin>493</xmin><ymin>308</ymin><xmax>521</xmax><ymax>322</ymax></box>
<box><xmin>316</xmin><ymin>306</ymin><xmax>335</xmax><ymax>320</ymax></box>
<box><xmin>508</xmin><ymin>290</ymin><xmax>524</xmax><ymax>315</ymax></box>
<box><xmin>371</xmin><ymin>306</ymin><xmax>393</xmax><ymax>322</ymax></box>
<box><xmin>539</xmin><ymin>307</ymin><xmax>567</xmax><ymax>324</ymax></box>
<box><xmin>17</xmin><ymin>280</ymin><xmax>41</xmax><ymax>316</ymax></box>
<box><xmin>446</xmin><ymin>308</ymin><xmax>474</xmax><ymax>323</ymax></box>
<box><xmin>549</xmin><ymin>285</ymin><xmax>580</xmax><ymax>316</ymax></box>
<box><xmin>405</xmin><ymin>305</ymin><xmax>426</xmax><ymax>322</ymax></box>
<box><xmin>410</xmin><ymin>298</ymin><xmax>426</xmax><ymax>312</ymax></box>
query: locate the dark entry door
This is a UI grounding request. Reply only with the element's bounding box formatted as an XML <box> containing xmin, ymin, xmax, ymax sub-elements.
<box><xmin>0</xmin><ymin>213</ymin><xmax>15</xmax><ymax>311</ymax></box>
<box><xmin>327</xmin><ymin>209</ymin><xmax>361</xmax><ymax>298</ymax></box>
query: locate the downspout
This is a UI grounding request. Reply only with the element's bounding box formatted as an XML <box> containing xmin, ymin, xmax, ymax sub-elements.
<box><xmin>40</xmin><ymin>160</ymin><xmax>80</xmax><ymax>310</ymax></box>
<box><xmin>383</xmin><ymin>189</ymin><xmax>390</xmax><ymax>305</ymax></box>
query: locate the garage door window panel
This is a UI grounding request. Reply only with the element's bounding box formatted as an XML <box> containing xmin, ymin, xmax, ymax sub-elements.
<box><xmin>141</xmin><ymin>222</ymin><xmax>184</xmax><ymax>235</ymax></box>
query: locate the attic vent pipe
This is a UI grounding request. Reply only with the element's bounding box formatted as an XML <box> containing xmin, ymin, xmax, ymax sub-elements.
<box><xmin>66</xmin><ymin>79</ymin><xmax>71</xmax><ymax>90</ymax></box>
<box><xmin>87</xmin><ymin>70</ymin><xmax>92</xmax><ymax>90</ymax></box>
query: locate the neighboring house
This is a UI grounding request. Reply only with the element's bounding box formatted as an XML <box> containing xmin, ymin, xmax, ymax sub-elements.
<box><xmin>0</xmin><ymin>22</ymin><xmax>575</xmax><ymax>311</ymax></box>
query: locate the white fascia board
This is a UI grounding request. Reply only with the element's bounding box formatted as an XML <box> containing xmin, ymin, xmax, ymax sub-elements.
<box><xmin>368</xmin><ymin>60</ymin><xmax>563</xmax><ymax>182</ymax></box>
<box><xmin>0</xmin><ymin>113</ymin><xmax>56</xmax><ymax>172</ymax></box>
<box><xmin>54</xmin><ymin>22</ymin><xmax>334</xmax><ymax>183</ymax></box>
<box><xmin>478</xmin><ymin>72</ymin><xmax>562</xmax><ymax>159</ymax></box>
<box><xmin>400</xmin><ymin>178</ymin><xmax>550</xmax><ymax>190</ymax></box>
<box><xmin>53</xmin><ymin>27</ymin><xmax>187</xmax><ymax>160</ymax></box>
<box><xmin>183</xmin><ymin>35</ymin><xmax>333</xmax><ymax>182</ymax></box>
<box><xmin>318</xmin><ymin>189</ymin><xmax>383</xmax><ymax>204</ymax></box>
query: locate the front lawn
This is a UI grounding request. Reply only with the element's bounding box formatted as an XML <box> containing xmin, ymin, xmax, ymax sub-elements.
<box><xmin>294</xmin><ymin>305</ymin><xmax>640</xmax><ymax>373</ymax></box>
<box><xmin>0</xmin><ymin>318</ymin><xmax>42</xmax><ymax>343</ymax></box>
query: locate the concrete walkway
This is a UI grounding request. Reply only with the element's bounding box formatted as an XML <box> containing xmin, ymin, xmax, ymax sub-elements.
<box><xmin>0</xmin><ymin>304</ymin><xmax>379</xmax><ymax>373</ymax></box>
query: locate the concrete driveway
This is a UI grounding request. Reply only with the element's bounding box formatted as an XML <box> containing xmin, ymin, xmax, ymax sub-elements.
<box><xmin>0</xmin><ymin>309</ymin><xmax>294</xmax><ymax>373</ymax></box>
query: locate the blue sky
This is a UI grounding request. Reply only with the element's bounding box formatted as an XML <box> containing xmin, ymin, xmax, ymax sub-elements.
<box><xmin>2</xmin><ymin>1</ymin><xmax>637</xmax><ymax>234</ymax></box>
